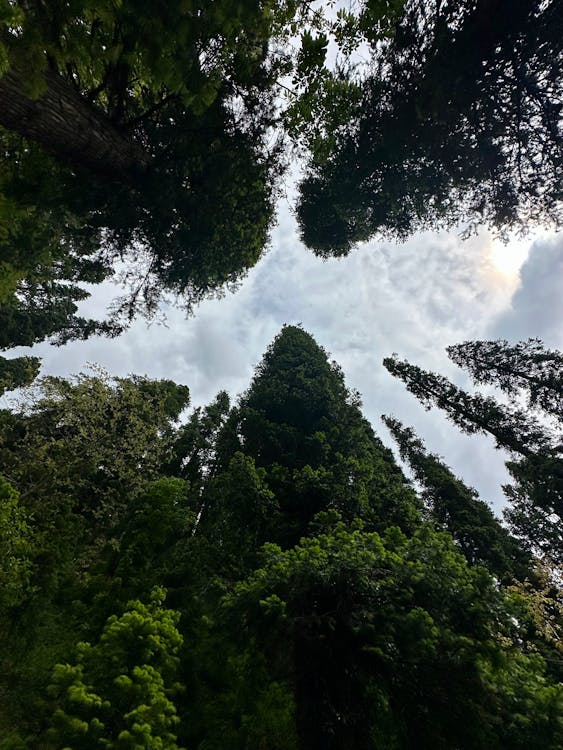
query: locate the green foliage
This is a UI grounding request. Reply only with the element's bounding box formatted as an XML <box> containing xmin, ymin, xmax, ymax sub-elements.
<box><xmin>1</xmin><ymin>328</ymin><xmax>562</xmax><ymax>748</ymax></box>
<box><xmin>297</xmin><ymin>0</ymin><xmax>563</xmax><ymax>255</ymax></box>
<box><xmin>0</xmin><ymin>371</ymin><xmax>190</xmax><ymax>740</ymax></box>
<box><xmin>447</xmin><ymin>338</ymin><xmax>563</xmax><ymax>419</ymax></box>
<box><xmin>167</xmin><ymin>390</ymin><xmax>231</xmax><ymax>485</ymax></box>
<box><xmin>0</xmin><ymin>475</ymin><xmax>33</xmax><ymax>609</ymax></box>
<box><xmin>203</xmin><ymin>452</ymin><xmax>279</xmax><ymax>575</ymax></box>
<box><xmin>0</xmin><ymin>355</ymin><xmax>40</xmax><ymax>396</ymax></box>
<box><xmin>383</xmin><ymin>416</ymin><xmax>531</xmax><ymax>582</ymax></box>
<box><xmin>228</xmin><ymin>520</ymin><xmax>563</xmax><ymax>749</ymax></box>
<box><xmin>1</xmin><ymin>371</ymin><xmax>189</xmax><ymax>537</ymax></box>
<box><xmin>0</xmin><ymin>129</ymin><xmax>121</xmax><ymax>347</ymax></box>
<box><xmin>202</xmin><ymin>326</ymin><xmax>420</xmax><ymax>552</ymax></box>
<box><xmin>109</xmin><ymin>478</ymin><xmax>196</xmax><ymax>607</ymax></box>
<box><xmin>383</xmin><ymin>340</ymin><xmax>563</xmax><ymax>563</ymax></box>
<box><xmin>46</xmin><ymin>590</ymin><xmax>185</xmax><ymax>749</ymax></box>
<box><xmin>0</xmin><ymin>0</ymin><xmax>295</xmax><ymax>328</ymax></box>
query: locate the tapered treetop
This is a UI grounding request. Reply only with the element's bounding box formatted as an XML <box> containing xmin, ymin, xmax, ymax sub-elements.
<box><xmin>204</xmin><ymin>327</ymin><xmax>419</xmax><ymax>550</ymax></box>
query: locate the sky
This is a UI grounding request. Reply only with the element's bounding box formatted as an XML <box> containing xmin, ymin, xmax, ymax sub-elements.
<box><xmin>9</xmin><ymin>195</ymin><xmax>563</xmax><ymax>512</ymax></box>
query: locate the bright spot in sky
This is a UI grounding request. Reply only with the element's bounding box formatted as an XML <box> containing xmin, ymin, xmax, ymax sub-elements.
<box><xmin>489</xmin><ymin>235</ymin><xmax>532</xmax><ymax>278</ymax></box>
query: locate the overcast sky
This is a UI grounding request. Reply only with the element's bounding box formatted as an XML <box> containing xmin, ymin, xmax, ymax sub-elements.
<box><xmin>11</xmin><ymin>194</ymin><xmax>563</xmax><ymax>512</ymax></box>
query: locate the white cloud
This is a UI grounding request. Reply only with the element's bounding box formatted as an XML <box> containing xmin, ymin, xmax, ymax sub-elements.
<box><xmin>13</xmin><ymin>200</ymin><xmax>560</xmax><ymax>513</ymax></box>
<box><xmin>489</xmin><ymin>234</ymin><xmax>563</xmax><ymax>347</ymax></box>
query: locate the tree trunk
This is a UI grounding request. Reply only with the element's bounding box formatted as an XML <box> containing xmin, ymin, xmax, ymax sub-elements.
<box><xmin>0</xmin><ymin>67</ymin><xmax>152</xmax><ymax>181</ymax></box>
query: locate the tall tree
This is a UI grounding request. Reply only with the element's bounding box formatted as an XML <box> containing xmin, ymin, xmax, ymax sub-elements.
<box><xmin>382</xmin><ymin>415</ymin><xmax>531</xmax><ymax>582</ymax></box>
<box><xmin>200</xmin><ymin>325</ymin><xmax>420</xmax><ymax>554</ymax></box>
<box><xmin>297</xmin><ymin>0</ymin><xmax>563</xmax><ymax>256</ymax></box>
<box><xmin>1</xmin><ymin>329</ymin><xmax>563</xmax><ymax>748</ymax></box>
<box><xmin>383</xmin><ymin>354</ymin><xmax>557</xmax><ymax>456</ymax></box>
<box><xmin>229</xmin><ymin>520</ymin><xmax>563</xmax><ymax>750</ymax></box>
<box><xmin>447</xmin><ymin>339</ymin><xmax>563</xmax><ymax>419</ymax></box>
<box><xmin>0</xmin><ymin>371</ymin><xmax>190</xmax><ymax>740</ymax></box>
<box><xmin>383</xmin><ymin>340</ymin><xmax>563</xmax><ymax>563</ymax></box>
<box><xmin>0</xmin><ymin>0</ymin><xmax>299</xmax><ymax>324</ymax></box>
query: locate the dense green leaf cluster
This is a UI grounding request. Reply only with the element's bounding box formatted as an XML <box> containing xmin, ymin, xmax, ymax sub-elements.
<box><xmin>0</xmin><ymin>1</ymin><xmax>560</xmax><ymax>340</ymax></box>
<box><xmin>0</xmin><ymin>328</ymin><xmax>561</xmax><ymax>749</ymax></box>
<box><xmin>297</xmin><ymin>0</ymin><xmax>562</xmax><ymax>255</ymax></box>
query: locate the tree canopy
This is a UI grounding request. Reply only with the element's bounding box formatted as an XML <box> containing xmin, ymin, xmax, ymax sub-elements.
<box><xmin>0</xmin><ymin>3</ymin><xmax>562</xmax><ymax>744</ymax></box>
<box><xmin>0</xmin><ymin>0</ymin><xmax>298</xmax><ymax>338</ymax></box>
<box><xmin>0</xmin><ymin>1</ymin><xmax>560</xmax><ymax>348</ymax></box>
<box><xmin>382</xmin><ymin>415</ymin><xmax>532</xmax><ymax>583</ymax></box>
<box><xmin>296</xmin><ymin>0</ymin><xmax>563</xmax><ymax>256</ymax></box>
<box><xmin>1</xmin><ymin>328</ymin><xmax>561</xmax><ymax>748</ymax></box>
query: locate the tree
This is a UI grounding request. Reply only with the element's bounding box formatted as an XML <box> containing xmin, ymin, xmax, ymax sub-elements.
<box><xmin>46</xmin><ymin>588</ymin><xmax>185</xmax><ymax>750</ymax></box>
<box><xmin>0</xmin><ymin>371</ymin><xmax>191</xmax><ymax>740</ymax></box>
<box><xmin>108</xmin><ymin>478</ymin><xmax>196</xmax><ymax>610</ymax></box>
<box><xmin>0</xmin><ymin>131</ymin><xmax>123</xmax><ymax>348</ymax></box>
<box><xmin>0</xmin><ymin>278</ymin><xmax>122</xmax><ymax>350</ymax></box>
<box><xmin>0</xmin><ymin>355</ymin><xmax>40</xmax><ymax>396</ymax></box>
<box><xmin>446</xmin><ymin>338</ymin><xmax>563</xmax><ymax>562</ymax></box>
<box><xmin>382</xmin><ymin>415</ymin><xmax>531</xmax><ymax>582</ymax></box>
<box><xmin>170</xmin><ymin>326</ymin><xmax>421</xmax><ymax>746</ymax></box>
<box><xmin>2</xmin><ymin>328</ymin><xmax>563</xmax><ymax>748</ymax></box>
<box><xmin>0</xmin><ymin>475</ymin><xmax>33</xmax><ymax>609</ymax></box>
<box><xmin>0</xmin><ymin>371</ymin><xmax>190</xmax><ymax>538</ymax></box>
<box><xmin>166</xmin><ymin>390</ymin><xmax>231</xmax><ymax>488</ymax></box>
<box><xmin>199</xmin><ymin>325</ymin><xmax>420</xmax><ymax>552</ymax></box>
<box><xmin>297</xmin><ymin>0</ymin><xmax>563</xmax><ymax>256</ymax></box>
<box><xmin>0</xmin><ymin>0</ymin><xmax>299</xmax><ymax>325</ymax></box>
<box><xmin>383</xmin><ymin>339</ymin><xmax>563</xmax><ymax>563</ymax></box>
<box><xmin>447</xmin><ymin>339</ymin><xmax>563</xmax><ymax>421</ymax></box>
<box><xmin>383</xmin><ymin>354</ymin><xmax>557</xmax><ymax>457</ymax></box>
<box><xmin>228</xmin><ymin>519</ymin><xmax>563</xmax><ymax>750</ymax></box>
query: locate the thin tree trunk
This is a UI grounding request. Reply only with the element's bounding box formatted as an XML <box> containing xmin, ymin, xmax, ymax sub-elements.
<box><xmin>0</xmin><ymin>67</ymin><xmax>151</xmax><ymax>180</ymax></box>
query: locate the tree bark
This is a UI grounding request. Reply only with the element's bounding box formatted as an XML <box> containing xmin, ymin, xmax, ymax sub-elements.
<box><xmin>0</xmin><ymin>67</ymin><xmax>152</xmax><ymax>181</ymax></box>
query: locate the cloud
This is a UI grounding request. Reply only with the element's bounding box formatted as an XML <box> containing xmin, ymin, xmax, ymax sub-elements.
<box><xmin>489</xmin><ymin>233</ymin><xmax>563</xmax><ymax>347</ymax></box>
<box><xmin>12</xmin><ymin>203</ymin><xmax>559</xmax><ymax>512</ymax></box>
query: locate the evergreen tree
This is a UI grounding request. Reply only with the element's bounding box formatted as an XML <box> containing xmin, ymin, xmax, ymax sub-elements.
<box><xmin>382</xmin><ymin>415</ymin><xmax>531</xmax><ymax>582</ymax></box>
<box><xmin>201</xmin><ymin>328</ymin><xmax>562</xmax><ymax>749</ymax></box>
<box><xmin>200</xmin><ymin>326</ymin><xmax>420</xmax><ymax>553</ymax></box>
<box><xmin>0</xmin><ymin>372</ymin><xmax>190</xmax><ymax>741</ymax></box>
<box><xmin>229</xmin><ymin>519</ymin><xmax>563</xmax><ymax>750</ymax></box>
<box><xmin>383</xmin><ymin>341</ymin><xmax>563</xmax><ymax>563</ymax></box>
<box><xmin>46</xmin><ymin>589</ymin><xmax>184</xmax><ymax>750</ymax></box>
<box><xmin>297</xmin><ymin>0</ymin><xmax>562</xmax><ymax>255</ymax></box>
<box><xmin>447</xmin><ymin>338</ymin><xmax>563</xmax><ymax>419</ymax></box>
<box><xmin>2</xmin><ymin>329</ymin><xmax>562</xmax><ymax>748</ymax></box>
<box><xmin>0</xmin><ymin>0</ymin><xmax>299</xmax><ymax>323</ymax></box>
<box><xmin>0</xmin><ymin>279</ymin><xmax>122</xmax><ymax>350</ymax></box>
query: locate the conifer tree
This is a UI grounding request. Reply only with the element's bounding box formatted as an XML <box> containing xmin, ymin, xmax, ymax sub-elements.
<box><xmin>447</xmin><ymin>339</ymin><xmax>563</xmax><ymax>419</ymax></box>
<box><xmin>383</xmin><ymin>341</ymin><xmax>563</xmax><ymax>563</ymax></box>
<box><xmin>209</xmin><ymin>328</ymin><xmax>562</xmax><ymax>750</ymax></box>
<box><xmin>201</xmin><ymin>326</ymin><xmax>420</xmax><ymax>553</ymax></box>
<box><xmin>229</xmin><ymin>520</ymin><xmax>563</xmax><ymax>750</ymax></box>
<box><xmin>0</xmin><ymin>372</ymin><xmax>191</xmax><ymax>741</ymax></box>
<box><xmin>2</xmin><ymin>330</ymin><xmax>563</xmax><ymax>749</ymax></box>
<box><xmin>46</xmin><ymin>589</ymin><xmax>184</xmax><ymax>750</ymax></box>
<box><xmin>297</xmin><ymin>0</ymin><xmax>562</xmax><ymax>255</ymax></box>
<box><xmin>382</xmin><ymin>415</ymin><xmax>531</xmax><ymax>581</ymax></box>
